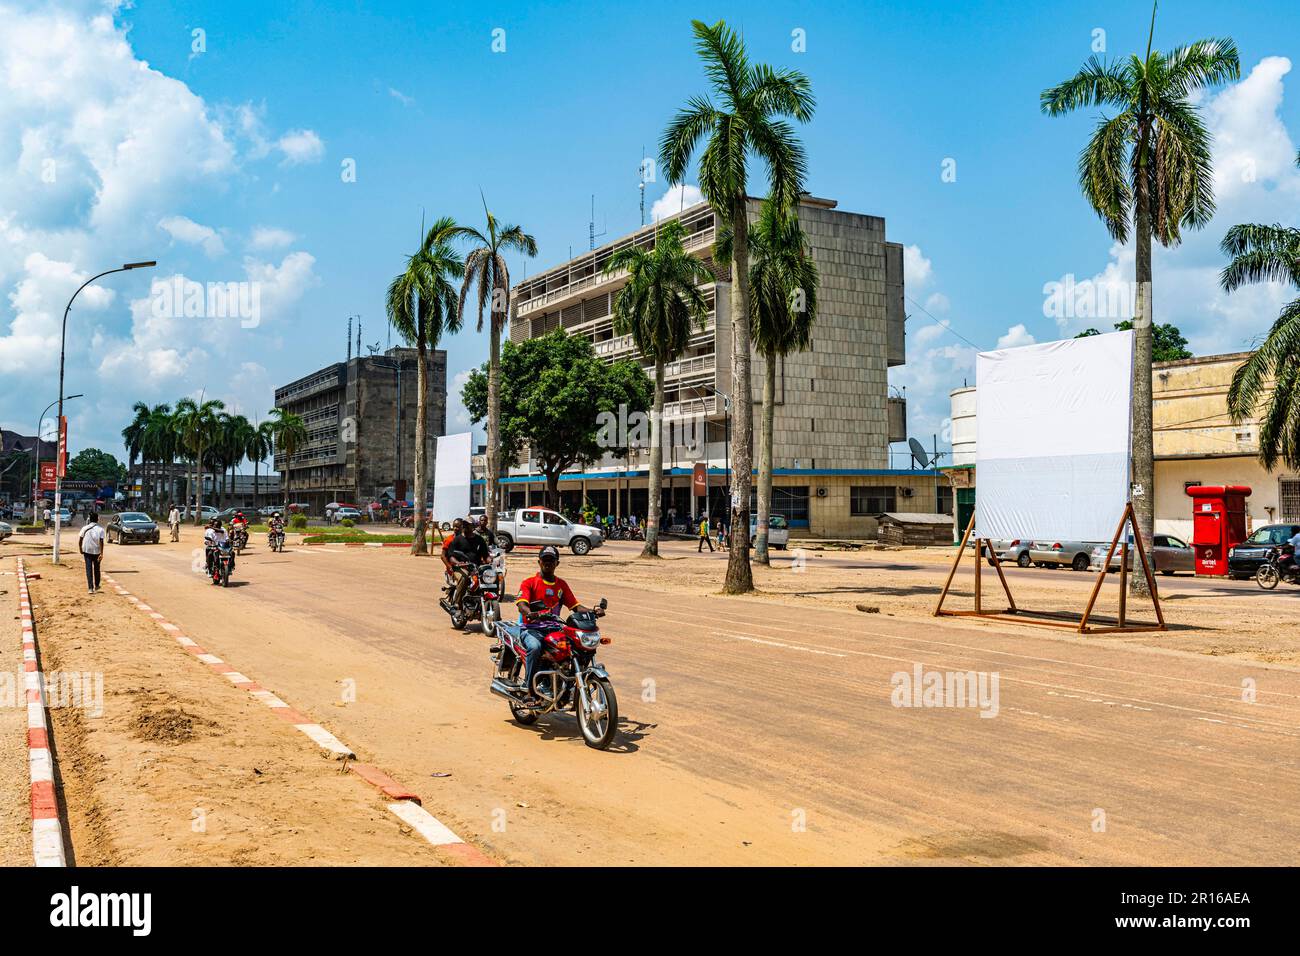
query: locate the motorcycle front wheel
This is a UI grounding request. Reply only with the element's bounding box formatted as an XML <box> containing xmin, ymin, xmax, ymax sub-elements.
<box><xmin>1256</xmin><ymin>565</ymin><xmax>1280</xmax><ymax>590</ymax></box>
<box><xmin>577</xmin><ymin>676</ymin><xmax>618</xmax><ymax>750</ymax></box>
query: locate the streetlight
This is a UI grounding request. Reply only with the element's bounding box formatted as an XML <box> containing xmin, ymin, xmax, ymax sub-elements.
<box><xmin>52</xmin><ymin>261</ymin><xmax>155</xmax><ymax>563</ymax></box>
<box><xmin>33</xmin><ymin>395</ymin><xmax>83</xmax><ymax>519</ymax></box>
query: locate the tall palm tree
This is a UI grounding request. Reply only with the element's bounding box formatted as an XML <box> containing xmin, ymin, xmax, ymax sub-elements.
<box><xmin>226</xmin><ymin>415</ymin><xmax>254</xmax><ymax>508</ymax></box>
<box><xmin>604</xmin><ymin>218</ymin><xmax>714</xmax><ymax>557</ymax></box>
<box><xmin>720</xmin><ymin>202</ymin><xmax>819</xmax><ymax>564</ymax></box>
<box><xmin>1041</xmin><ymin>4</ymin><xmax>1238</xmax><ymax>593</ymax></box>
<box><xmin>1224</xmin><ymin>151</ymin><xmax>1300</xmax><ymax>467</ymax></box>
<box><xmin>140</xmin><ymin>403</ymin><xmax>173</xmax><ymax>511</ymax></box>
<box><xmin>122</xmin><ymin>401</ymin><xmax>149</xmax><ymax>505</ymax></box>
<box><xmin>455</xmin><ymin>200</ymin><xmax>537</xmax><ymax>534</ymax></box>
<box><xmin>247</xmin><ymin>420</ymin><xmax>274</xmax><ymax>512</ymax></box>
<box><xmin>268</xmin><ymin>407</ymin><xmax>307</xmax><ymax>508</ymax></box>
<box><xmin>660</xmin><ymin>18</ymin><xmax>814</xmax><ymax>594</ymax></box>
<box><xmin>387</xmin><ymin>216</ymin><xmax>464</xmax><ymax>554</ymax></box>
<box><xmin>174</xmin><ymin>396</ymin><xmax>225</xmax><ymax>524</ymax></box>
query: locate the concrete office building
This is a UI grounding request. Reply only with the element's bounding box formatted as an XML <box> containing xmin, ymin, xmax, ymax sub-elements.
<box><xmin>273</xmin><ymin>347</ymin><xmax>447</xmax><ymax>513</ymax></box>
<box><xmin>502</xmin><ymin>195</ymin><xmax>946</xmax><ymax>538</ymax></box>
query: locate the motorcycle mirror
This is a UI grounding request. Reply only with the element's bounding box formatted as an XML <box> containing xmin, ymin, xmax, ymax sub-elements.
<box><xmin>598</xmin><ymin>597</ymin><xmax>608</xmax><ymax>610</ymax></box>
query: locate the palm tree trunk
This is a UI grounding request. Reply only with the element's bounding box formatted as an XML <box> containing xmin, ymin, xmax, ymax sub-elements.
<box><xmin>1131</xmin><ymin>130</ymin><xmax>1154</xmax><ymax>597</ymax></box>
<box><xmin>724</xmin><ymin>194</ymin><xmax>755</xmax><ymax>593</ymax></box>
<box><xmin>195</xmin><ymin>444</ymin><xmax>204</xmax><ymax>524</ymax></box>
<box><xmin>756</xmin><ymin>349</ymin><xmax>776</xmax><ymax>565</ymax></box>
<box><xmin>642</xmin><ymin>358</ymin><xmax>666</xmax><ymax>558</ymax></box>
<box><xmin>253</xmin><ymin>459</ymin><xmax>259</xmax><ymax>513</ymax></box>
<box><xmin>411</xmin><ymin>326</ymin><xmax>430</xmax><ymax>555</ymax></box>
<box><xmin>486</xmin><ymin>303</ymin><xmax>503</xmax><ymax>533</ymax></box>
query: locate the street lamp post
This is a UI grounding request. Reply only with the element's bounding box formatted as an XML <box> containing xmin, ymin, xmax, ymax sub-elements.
<box><xmin>33</xmin><ymin>395</ymin><xmax>83</xmax><ymax>520</ymax></box>
<box><xmin>52</xmin><ymin>262</ymin><xmax>155</xmax><ymax>563</ymax></box>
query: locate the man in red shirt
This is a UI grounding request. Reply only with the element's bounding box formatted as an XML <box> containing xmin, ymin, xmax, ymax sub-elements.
<box><xmin>513</xmin><ymin>546</ymin><xmax>601</xmax><ymax>703</ymax></box>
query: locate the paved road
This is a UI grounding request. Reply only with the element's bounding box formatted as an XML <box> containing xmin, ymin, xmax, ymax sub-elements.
<box><xmin>98</xmin><ymin>532</ymin><xmax>1300</xmax><ymax>865</ymax></box>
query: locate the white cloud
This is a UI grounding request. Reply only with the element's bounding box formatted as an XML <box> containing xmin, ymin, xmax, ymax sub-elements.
<box><xmin>446</xmin><ymin>368</ymin><xmax>474</xmax><ymax>430</ymax></box>
<box><xmin>158</xmin><ymin>215</ymin><xmax>225</xmax><ymax>257</ymax></box>
<box><xmin>651</xmin><ymin>184</ymin><xmax>704</xmax><ymax>221</ymax></box>
<box><xmin>388</xmin><ymin>87</ymin><xmax>415</xmax><ymax>107</ymax></box>
<box><xmin>924</xmin><ymin>292</ymin><xmax>950</xmax><ymax>315</ymax></box>
<box><xmin>902</xmin><ymin>244</ymin><xmax>932</xmax><ymax>289</ymax></box>
<box><xmin>276</xmin><ymin>129</ymin><xmax>324</xmax><ymax>166</ymax></box>
<box><xmin>249</xmin><ymin>226</ymin><xmax>296</xmax><ymax>250</ymax></box>
<box><xmin>243</xmin><ymin>251</ymin><xmax>317</xmax><ymax>318</ymax></box>
<box><xmin>996</xmin><ymin>324</ymin><xmax>1036</xmax><ymax>349</ymax></box>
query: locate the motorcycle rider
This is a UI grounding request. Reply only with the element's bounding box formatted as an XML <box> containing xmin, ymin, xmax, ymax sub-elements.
<box><xmin>439</xmin><ymin>518</ymin><xmax>466</xmax><ymax>589</ymax></box>
<box><xmin>444</xmin><ymin>519</ymin><xmax>491</xmax><ymax>614</ymax></box>
<box><xmin>513</xmin><ymin>545</ymin><xmax>603</xmax><ymax>705</ymax></box>
<box><xmin>267</xmin><ymin>511</ymin><xmax>285</xmax><ymax>547</ymax></box>
<box><xmin>203</xmin><ymin>519</ymin><xmax>233</xmax><ymax>575</ymax></box>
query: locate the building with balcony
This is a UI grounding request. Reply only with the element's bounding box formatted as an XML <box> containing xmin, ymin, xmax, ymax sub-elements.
<box><xmin>273</xmin><ymin>347</ymin><xmax>446</xmax><ymax>513</ymax></box>
<box><xmin>499</xmin><ymin>194</ymin><xmax>945</xmax><ymax>538</ymax></box>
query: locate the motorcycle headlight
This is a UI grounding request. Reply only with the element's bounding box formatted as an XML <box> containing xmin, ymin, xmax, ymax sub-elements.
<box><xmin>480</xmin><ymin>568</ymin><xmax>497</xmax><ymax>585</ymax></box>
<box><xmin>579</xmin><ymin>631</ymin><xmax>600</xmax><ymax>649</ymax></box>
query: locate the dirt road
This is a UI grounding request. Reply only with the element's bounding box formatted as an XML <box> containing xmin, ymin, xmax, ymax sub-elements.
<box><xmin>76</xmin><ymin>528</ymin><xmax>1298</xmax><ymax>866</ymax></box>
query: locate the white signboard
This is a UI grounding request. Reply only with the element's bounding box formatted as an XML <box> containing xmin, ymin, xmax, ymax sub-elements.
<box><xmin>976</xmin><ymin>329</ymin><xmax>1133</xmax><ymax>542</ymax></box>
<box><xmin>432</xmin><ymin>432</ymin><xmax>472</xmax><ymax>523</ymax></box>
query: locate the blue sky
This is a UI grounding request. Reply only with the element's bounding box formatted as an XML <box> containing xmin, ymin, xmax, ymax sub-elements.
<box><xmin>1</xmin><ymin>0</ymin><xmax>1298</xmax><ymax>467</ymax></box>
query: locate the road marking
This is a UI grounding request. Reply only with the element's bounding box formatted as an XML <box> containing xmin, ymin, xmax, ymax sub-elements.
<box><xmin>716</xmin><ymin>632</ymin><xmax>848</xmax><ymax>658</ymax></box>
<box><xmin>387</xmin><ymin>800</ymin><xmax>462</xmax><ymax>845</ymax></box>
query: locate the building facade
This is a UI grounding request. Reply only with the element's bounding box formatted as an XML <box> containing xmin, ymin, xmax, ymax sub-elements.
<box><xmin>273</xmin><ymin>347</ymin><xmax>446</xmax><ymax>513</ymax></box>
<box><xmin>503</xmin><ymin>195</ymin><xmax>931</xmax><ymax>538</ymax></box>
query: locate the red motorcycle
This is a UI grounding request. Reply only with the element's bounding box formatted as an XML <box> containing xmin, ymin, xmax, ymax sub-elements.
<box><xmin>489</xmin><ymin>598</ymin><xmax>617</xmax><ymax>749</ymax></box>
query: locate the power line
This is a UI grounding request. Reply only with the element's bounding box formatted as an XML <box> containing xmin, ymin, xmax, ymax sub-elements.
<box><xmin>904</xmin><ymin>294</ymin><xmax>985</xmax><ymax>351</ymax></box>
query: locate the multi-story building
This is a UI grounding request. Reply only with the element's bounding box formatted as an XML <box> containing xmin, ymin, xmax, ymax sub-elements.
<box><xmin>273</xmin><ymin>347</ymin><xmax>446</xmax><ymax>513</ymax></box>
<box><xmin>498</xmin><ymin>195</ymin><xmax>946</xmax><ymax>538</ymax></box>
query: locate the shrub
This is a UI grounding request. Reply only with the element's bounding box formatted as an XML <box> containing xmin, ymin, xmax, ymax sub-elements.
<box><xmin>289</xmin><ymin>514</ymin><xmax>308</xmax><ymax>530</ymax></box>
<box><xmin>340</xmin><ymin>518</ymin><xmax>354</xmax><ymax>528</ymax></box>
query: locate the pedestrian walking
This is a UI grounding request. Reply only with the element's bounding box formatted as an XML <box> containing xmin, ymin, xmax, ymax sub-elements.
<box><xmin>697</xmin><ymin>515</ymin><xmax>714</xmax><ymax>552</ymax></box>
<box><xmin>168</xmin><ymin>503</ymin><xmax>181</xmax><ymax>542</ymax></box>
<box><xmin>42</xmin><ymin>506</ymin><xmax>51</xmax><ymax>532</ymax></box>
<box><xmin>717</xmin><ymin>516</ymin><xmax>728</xmax><ymax>551</ymax></box>
<box><xmin>79</xmin><ymin>511</ymin><xmax>106</xmax><ymax>594</ymax></box>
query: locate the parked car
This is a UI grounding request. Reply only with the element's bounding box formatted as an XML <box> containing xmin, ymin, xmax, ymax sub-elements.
<box><xmin>967</xmin><ymin>537</ymin><xmax>1035</xmax><ymax>567</ymax></box>
<box><xmin>1090</xmin><ymin>534</ymin><xmax>1194</xmax><ymax>575</ymax></box>
<box><xmin>0</xmin><ymin>520</ymin><xmax>11</xmax><ymax>541</ymax></box>
<box><xmin>494</xmin><ymin>507</ymin><xmax>604</xmax><ymax>555</ymax></box>
<box><xmin>183</xmin><ymin>505</ymin><xmax>219</xmax><ymax>522</ymax></box>
<box><xmin>334</xmin><ymin>507</ymin><xmax>363</xmax><ymax>522</ymax></box>
<box><xmin>1228</xmin><ymin>524</ymin><xmax>1300</xmax><ymax>579</ymax></box>
<box><xmin>55</xmin><ymin>507</ymin><xmax>72</xmax><ymax>525</ymax></box>
<box><xmin>1028</xmin><ymin>540</ymin><xmax>1096</xmax><ymax>571</ymax></box>
<box><xmin>749</xmin><ymin>514</ymin><xmax>790</xmax><ymax>549</ymax></box>
<box><xmin>107</xmin><ymin>512</ymin><xmax>160</xmax><ymax>544</ymax></box>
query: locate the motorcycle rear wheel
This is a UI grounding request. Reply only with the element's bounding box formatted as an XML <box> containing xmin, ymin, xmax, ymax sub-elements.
<box><xmin>578</xmin><ymin>676</ymin><xmax>618</xmax><ymax>750</ymax></box>
<box><xmin>510</xmin><ymin>704</ymin><xmax>538</xmax><ymax>725</ymax></box>
<box><xmin>1256</xmin><ymin>565</ymin><xmax>1280</xmax><ymax>590</ymax></box>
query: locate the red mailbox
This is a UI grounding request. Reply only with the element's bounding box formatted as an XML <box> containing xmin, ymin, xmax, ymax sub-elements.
<box><xmin>1184</xmin><ymin>485</ymin><xmax>1251</xmax><ymax>576</ymax></box>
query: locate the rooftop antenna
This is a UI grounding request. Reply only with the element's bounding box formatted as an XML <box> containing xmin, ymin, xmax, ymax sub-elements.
<box><xmin>589</xmin><ymin>195</ymin><xmax>606</xmax><ymax>251</ymax></box>
<box><xmin>347</xmin><ymin>316</ymin><xmax>352</xmax><ymax>362</ymax></box>
<box><xmin>639</xmin><ymin>147</ymin><xmax>648</xmax><ymax>227</ymax></box>
<box><xmin>366</xmin><ymin>340</ymin><xmax>381</xmax><ymax>356</ymax></box>
<box><xmin>356</xmin><ymin>318</ymin><xmax>361</xmax><ymax>358</ymax></box>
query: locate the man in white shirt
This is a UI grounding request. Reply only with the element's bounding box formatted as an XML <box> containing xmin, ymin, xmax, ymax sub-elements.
<box><xmin>168</xmin><ymin>504</ymin><xmax>181</xmax><ymax>542</ymax></box>
<box><xmin>42</xmin><ymin>506</ymin><xmax>51</xmax><ymax>532</ymax></box>
<box><xmin>78</xmin><ymin>512</ymin><xmax>107</xmax><ymax>594</ymax></box>
<box><xmin>203</xmin><ymin>520</ymin><xmax>232</xmax><ymax>575</ymax></box>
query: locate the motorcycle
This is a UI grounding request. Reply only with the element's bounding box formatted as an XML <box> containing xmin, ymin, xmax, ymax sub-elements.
<box><xmin>1255</xmin><ymin>546</ymin><xmax>1300</xmax><ymax>589</ymax></box>
<box><xmin>207</xmin><ymin>540</ymin><xmax>235</xmax><ymax>587</ymax></box>
<box><xmin>268</xmin><ymin>527</ymin><xmax>286</xmax><ymax>552</ymax></box>
<box><xmin>442</xmin><ymin>547</ymin><xmax>506</xmax><ymax>631</ymax></box>
<box><xmin>489</xmin><ymin>597</ymin><xmax>617</xmax><ymax>750</ymax></box>
<box><xmin>231</xmin><ymin>524</ymin><xmax>249</xmax><ymax>553</ymax></box>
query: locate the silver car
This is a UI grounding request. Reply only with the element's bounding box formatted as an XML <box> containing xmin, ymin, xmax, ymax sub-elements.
<box><xmin>1028</xmin><ymin>540</ymin><xmax>1096</xmax><ymax>571</ymax></box>
<box><xmin>1091</xmin><ymin>534</ymin><xmax>1194</xmax><ymax>575</ymax></box>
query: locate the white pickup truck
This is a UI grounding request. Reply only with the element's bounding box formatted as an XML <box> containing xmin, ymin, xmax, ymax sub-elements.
<box><xmin>494</xmin><ymin>508</ymin><xmax>605</xmax><ymax>555</ymax></box>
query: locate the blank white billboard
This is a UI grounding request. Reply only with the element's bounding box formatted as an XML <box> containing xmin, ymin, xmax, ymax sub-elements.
<box><xmin>976</xmin><ymin>329</ymin><xmax>1133</xmax><ymax>542</ymax></box>
<box><xmin>432</xmin><ymin>432</ymin><xmax>472</xmax><ymax>523</ymax></box>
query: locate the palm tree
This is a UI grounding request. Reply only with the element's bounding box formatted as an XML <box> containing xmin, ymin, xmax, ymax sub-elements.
<box><xmin>140</xmin><ymin>403</ymin><xmax>173</xmax><ymax>511</ymax></box>
<box><xmin>604</xmin><ymin>219</ymin><xmax>714</xmax><ymax>557</ymax></box>
<box><xmin>1224</xmin><ymin>151</ymin><xmax>1300</xmax><ymax>467</ymax></box>
<box><xmin>226</xmin><ymin>415</ymin><xmax>254</xmax><ymax>508</ymax></box>
<box><xmin>660</xmin><ymin>18</ymin><xmax>814</xmax><ymax>594</ymax></box>
<box><xmin>455</xmin><ymin>200</ymin><xmax>537</xmax><ymax>534</ymax></box>
<box><xmin>174</xmin><ymin>396</ymin><xmax>225</xmax><ymax>523</ymax></box>
<box><xmin>720</xmin><ymin>202</ymin><xmax>819</xmax><ymax>564</ymax></box>
<box><xmin>387</xmin><ymin>216</ymin><xmax>464</xmax><ymax>554</ymax></box>
<box><xmin>1041</xmin><ymin>5</ymin><xmax>1238</xmax><ymax>592</ymax></box>
<box><xmin>268</xmin><ymin>407</ymin><xmax>307</xmax><ymax>508</ymax></box>
<box><xmin>247</xmin><ymin>420</ymin><xmax>274</xmax><ymax>513</ymax></box>
<box><xmin>122</xmin><ymin>401</ymin><xmax>149</xmax><ymax>505</ymax></box>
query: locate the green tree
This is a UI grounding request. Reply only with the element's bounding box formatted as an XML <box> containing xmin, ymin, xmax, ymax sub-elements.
<box><xmin>1223</xmin><ymin>151</ymin><xmax>1300</xmax><ymax>469</ymax></box>
<box><xmin>173</xmin><ymin>396</ymin><xmax>225</xmax><ymax>523</ymax></box>
<box><xmin>455</xmin><ymin>202</ymin><xmax>537</xmax><ymax>534</ymax></box>
<box><xmin>461</xmin><ymin>331</ymin><xmax>652</xmax><ymax>510</ymax></box>
<box><xmin>386</xmin><ymin>216</ymin><xmax>464</xmax><ymax>554</ymax></box>
<box><xmin>65</xmin><ymin>448</ymin><xmax>127</xmax><ymax>485</ymax></box>
<box><xmin>247</xmin><ymin>420</ymin><xmax>275</xmax><ymax>511</ymax></box>
<box><xmin>1075</xmin><ymin>320</ymin><xmax>1192</xmax><ymax>362</ymax></box>
<box><xmin>660</xmin><ymin>18</ymin><xmax>814</xmax><ymax>593</ymax></box>
<box><xmin>1041</xmin><ymin>3</ymin><xmax>1238</xmax><ymax>594</ymax></box>
<box><xmin>268</xmin><ymin>407</ymin><xmax>307</xmax><ymax>507</ymax></box>
<box><xmin>721</xmin><ymin>202</ymin><xmax>820</xmax><ymax>563</ymax></box>
<box><xmin>604</xmin><ymin>218</ymin><xmax>713</xmax><ymax>556</ymax></box>
<box><xmin>122</xmin><ymin>401</ymin><xmax>149</xmax><ymax>501</ymax></box>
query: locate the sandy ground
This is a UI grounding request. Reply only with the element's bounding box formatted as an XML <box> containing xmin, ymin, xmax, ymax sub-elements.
<box><xmin>0</xmin><ymin>542</ymin><xmax>445</xmax><ymax>866</ymax></box>
<box><xmin>0</xmin><ymin>556</ymin><xmax>34</xmax><ymax>865</ymax></box>
<box><xmin>62</xmin><ymin>525</ymin><xmax>1300</xmax><ymax>867</ymax></box>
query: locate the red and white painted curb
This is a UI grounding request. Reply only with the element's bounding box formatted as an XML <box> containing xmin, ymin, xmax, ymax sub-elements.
<box><xmin>16</xmin><ymin>559</ymin><xmax>67</xmax><ymax>867</ymax></box>
<box><xmin>100</xmin><ymin>573</ymin><xmax>494</xmax><ymax>866</ymax></box>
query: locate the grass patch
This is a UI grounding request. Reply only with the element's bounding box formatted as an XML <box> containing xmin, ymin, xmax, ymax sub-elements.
<box><xmin>301</xmin><ymin>531</ymin><xmax>436</xmax><ymax>545</ymax></box>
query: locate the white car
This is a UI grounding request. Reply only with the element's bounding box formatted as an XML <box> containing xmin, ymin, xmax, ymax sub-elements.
<box><xmin>0</xmin><ymin>520</ymin><xmax>12</xmax><ymax>541</ymax></box>
<box><xmin>749</xmin><ymin>514</ymin><xmax>790</xmax><ymax>549</ymax></box>
<box><xmin>334</xmin><ymin>507</ymin><xmax>363</xmax><ymax>522</ymax></box>
<box><xmin>494</xmin><ymin>508</ymin><xmax>604</xmax><ymax>555</ymax></box>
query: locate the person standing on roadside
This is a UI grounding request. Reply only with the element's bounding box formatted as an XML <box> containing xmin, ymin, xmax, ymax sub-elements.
<box><xmin>79</xmin><ymin>511</ymin><xmax>106</xmax><ymax>594</ymax></box>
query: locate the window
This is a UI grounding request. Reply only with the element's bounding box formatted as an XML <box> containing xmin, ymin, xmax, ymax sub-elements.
<box><xmin>851</xmin><ymin>486</ymin><xmax>896</xmax><ymax>516</ymax></box>
<box><xmin>522</xmin><ymin>510</ymin><xmax>540</xmax><ymax>524</ymax></box>
<box><xmin>750</xmin><ymin>486</ymin><xmax>809</xmax><ymax>526</ymax></box>
<box><xmin>1281</xmin><ymin>479</ymin><xmax>1300</xmax><ymax>522</ymax></box>
<box><xmin>543</xmin><ymin>511</ymin><xmax>566</xmax><ymax>525</ymax></box>
<box><xmin>936</xmin><ymin>484</ymin><xmax>953</xmax><ymax>515</ymax></box>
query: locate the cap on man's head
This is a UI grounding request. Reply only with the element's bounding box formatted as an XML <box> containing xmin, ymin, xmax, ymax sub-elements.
<box><xmin>539</xmin><ymin>545</ymin><xmax>560</xmax><ymax>562</ymax></box>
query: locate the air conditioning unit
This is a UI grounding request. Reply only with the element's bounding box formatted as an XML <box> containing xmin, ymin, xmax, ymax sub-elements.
<box><xmin>898</xmin><ymin>486</ymin><xmax>914</xmax><ymax>498</ymax></box>
<box><xmin>816</xmin><ymin>487</ymin><xmax>827</xmax><ymax>498</ymax></box>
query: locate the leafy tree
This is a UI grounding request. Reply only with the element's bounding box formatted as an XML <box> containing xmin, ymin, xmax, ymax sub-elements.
<box><xmin>1075</xmin><ymin>320</ymin><xmax>1192</xmax><ymax>362</ymax></box>
<box><xmin>1041</xmin><ymin>4</ymin><xmax>1238</xmax><ymax>594</ymax></box>
<box><xmin>604</xmin><ymin>218</ymin><xmax>713</xmax><ymax>556</ymax></box>
<box><xmin>660</xmin><ymin>18</ymin><xmax>814</xmax><ymax>593</ymax></box>
<box><xmin>268</xmin><ymin>407</ymin><xmax>307</xmax><ymax>508</ymax></box>
<box><xmin>65</xmin><ymin>448</ymin><xmax>127</xmax><ymax>485</ymax></box>
<box><xmin>462</xmin><ymin>331</ymin><xmax>652</xmax><ymax>510</ymax></box>
<box><xmin>173</xmin><ymin>397</ymin><xmax>225</xmax><ymax>523</ymax></box>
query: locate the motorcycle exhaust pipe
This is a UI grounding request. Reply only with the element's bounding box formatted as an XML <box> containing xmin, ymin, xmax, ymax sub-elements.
<box><xmin>489</xmin><ymin>678</ymin><xmax>521</xmax><ymax>701</ymax></box>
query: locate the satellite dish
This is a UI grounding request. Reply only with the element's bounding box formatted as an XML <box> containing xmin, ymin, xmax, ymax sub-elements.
<box><xmin>908</xmin><ymin>437</ymin><xmax>931</xmax><ymax>469</ymax></box>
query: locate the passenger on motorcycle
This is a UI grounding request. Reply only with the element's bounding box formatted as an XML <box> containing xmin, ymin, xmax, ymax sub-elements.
<box><xmin>513</xmin><ymin>545</ymin><xmax>603</xmax><ymax>705</ymax></box>
<box><xmin>439</xmin><ymin>518</ymin><xmax>466</xmax><ymax>584</ymax></box>
<box><xmin>203</xmin><ymin>519</ymin><xmax>232</xmax><ymax>574</ymax></box>
<box><xmin>446</xmin><ymin>520</ymin><xmax>491</xmax><ymax>610</ymax></box>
